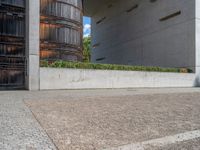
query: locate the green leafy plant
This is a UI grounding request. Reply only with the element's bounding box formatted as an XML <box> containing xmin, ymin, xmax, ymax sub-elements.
<box><xmin>83</xmin><ymin>36</ymin><xmax>91</xmax><ymax>62</ymax></box>
<box><xmin>40</xmin><ymin>60</ymin><xmax>192</xmax><ymax>73</ymax></box>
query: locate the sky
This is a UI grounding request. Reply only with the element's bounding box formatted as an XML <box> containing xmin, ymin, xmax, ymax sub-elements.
<box><xmin>83</xmin><ymin>16</ymin><xmax>91</xmax><ymax>37</ymax></box>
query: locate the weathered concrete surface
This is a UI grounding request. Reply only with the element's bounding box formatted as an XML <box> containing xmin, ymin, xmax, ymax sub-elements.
<box><xmin>160</xmin><ymin>138</ymin><xmax>200</xmax><ymax>150</ymax></box>
<box><xmin>40</xmin><ymin>68</ymin><xmax>195</xmax><ymax>90</ymax></box>
<box><xmin>1</xmin><ymin>88</ymin><xmax>200</xmax><ymax>150</ymax></box>
<box><xmin>25</xmin><ymin>0</ymin><xmax>40</xmax><ymax>90</ymax></box>
<box><xmin>23</xmin><ymin>88</ymin><xmax>200</xmax><ymax>150</ymax></box>
<box><xmin>106</xmin><ymin>130</ymin><xmax>200</xmax><ymax>150</ymax></box>
<box><xmin>89</xmin><ymin>0</ymin><xmax>196</xmax><ymax>71</ymax></box>
<box><xmin>195</xmin><ymin>0</ymin><xmax>200</xmax><ymax>86</ymax></box>
<box><xmin>0</xmin><ymin>92</ymin><xmax>56</xmax><ymax>150</ymax></box>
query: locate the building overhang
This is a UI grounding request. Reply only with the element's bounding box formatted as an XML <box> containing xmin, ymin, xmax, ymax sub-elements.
<box><xmin>83</xmin><ymin>0</ymin><xmax>116</xmax><ymax>16</ymax></box>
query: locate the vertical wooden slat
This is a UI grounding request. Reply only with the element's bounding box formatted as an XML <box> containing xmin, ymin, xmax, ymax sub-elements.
<box><xmin>40</xmin><ymin>0</ymin><xmax>83</xmax><ymax>61</ymax></box>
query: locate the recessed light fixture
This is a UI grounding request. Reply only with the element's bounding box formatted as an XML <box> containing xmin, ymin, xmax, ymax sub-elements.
<box><xmin>126</xmin><ymin>4</ymin><xmax>138</xmax><ymax>13</ymax></box>
<box><xmin>96</xmin><ymin>57</ymin><xmax>106</xmax><ymax>61</ymax></box>
<box><xmin>96</xmin><ymin>17</ymin><xmax>106</xmax><ymax>24</ymax></box>
<box><xmin>159</xmin><ymin>11</ymin><xmax>181</xmax><ymax>21</ymax></box>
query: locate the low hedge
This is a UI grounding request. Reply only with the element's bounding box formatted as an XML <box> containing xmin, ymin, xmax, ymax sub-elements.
<box><xmin>40</xmin><ymin>60</ymin><xmax>192</xmax><ymax>73</ymax></box>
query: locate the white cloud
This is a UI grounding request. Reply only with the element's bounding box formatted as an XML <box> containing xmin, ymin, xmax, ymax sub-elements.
<box><xmin>84</xmin><ymin>24</ymin><xmax>91</xmax><ymax>33</ymax></box>
<box><xmin>83</xmin><ymin>24</ymin><xmax>91</xmax><ymax>37</ymax></box>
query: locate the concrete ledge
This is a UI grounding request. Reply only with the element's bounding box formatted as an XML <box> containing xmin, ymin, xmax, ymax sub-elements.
<box><xmin>40</xmin><ymin>68</ymin><xmax>196</xmax><ymax>90</ymax></box>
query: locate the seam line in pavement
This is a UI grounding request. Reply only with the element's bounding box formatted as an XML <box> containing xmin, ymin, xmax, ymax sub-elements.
<box><xmin>23</xmin><ymin>99</ymin><xmax>59</xmax><ymax>150</ymax></box>
<box><xmin>105</xmin><ymin>130</ymin><xmax>200</xmax><ymax>150</ymax></box>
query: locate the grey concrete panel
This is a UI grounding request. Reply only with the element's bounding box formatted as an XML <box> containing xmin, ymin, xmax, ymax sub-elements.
<box><xmin>28</xmin><ymin>55</ymin><xmax>40</xmax><ymax>90</ymax></box>
<box><xmin>25</xmin><ymin>0</ymin><xmax>40</xmax><ymax>90</ymax></box>
<box><xmin>40</xmin><ymin>68</ymin><xmax>195</xmax><ymax>90</ymax></box>
<box><xmin>90</xmin><ymin>0</ymin><xmax>196</xmax><ymax>71</ymax></box>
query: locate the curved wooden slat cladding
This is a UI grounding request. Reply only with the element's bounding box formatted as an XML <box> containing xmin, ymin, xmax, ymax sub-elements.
<box><xmin>0</xmin><ymin>0</ymin><xmax>25</xmax><ymax>90</ymax></box>
<box><xmin>40</xmin><ymin>0</ymin><xmax>83</xmax><ymax>61</ymax></box>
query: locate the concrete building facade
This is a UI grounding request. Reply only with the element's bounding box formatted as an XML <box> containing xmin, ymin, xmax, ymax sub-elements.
<box><xmin>0</xmin><ymin>0</ymin><xmax>200</xmax><ymax>90</ymax></box>
<box><xmin>84</xmin><ymin>0</ymin><xmax>196</xmax><ymax>71</ymax></box>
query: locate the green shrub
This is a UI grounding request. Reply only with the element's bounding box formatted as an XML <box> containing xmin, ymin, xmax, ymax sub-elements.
<box><xmin>40</xmin><ymin>60</ymin><xmax>192</xmax><ymax>73</ymax></box>
<box><xmin>83</xmin><ymin>37</ymin><xmax>91</xmax><ymax>62</ymax></box>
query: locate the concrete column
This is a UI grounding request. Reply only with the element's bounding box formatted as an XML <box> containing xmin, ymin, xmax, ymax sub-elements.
<box><xmin>25</xmin><ymin>0</ymin><xmax>40</xmax><ymax>90</ymax></box>
<box><xmin>195</xmin><ymin>0</ymin><xmax>200</xmax><ymax>86</ymax></box>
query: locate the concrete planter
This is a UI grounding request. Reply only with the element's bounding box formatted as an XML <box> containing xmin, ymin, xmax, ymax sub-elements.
<box><xmin>39</xmin><ymin>68</ymin><xmax>196</xmax><ymax>90</ymax></box>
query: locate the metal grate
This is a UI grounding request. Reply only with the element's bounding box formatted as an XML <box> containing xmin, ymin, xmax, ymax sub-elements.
<box><xmin>0</xmin><ymin>0</ymin><xmax>26</xmax><ymax>90</ymax></box>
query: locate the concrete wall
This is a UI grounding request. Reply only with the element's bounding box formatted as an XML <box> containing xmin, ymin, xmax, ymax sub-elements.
<box><xmin>91</xmin><ymin>0</ymin><xmax>196</xmax><ymax>71</ymax></box>
<box><xmin>40</xmin><ymin>68</ymin><xmax>195</xmax><ymax>90</ymax></box>
<box><xmin>24</xmin><ymin>0</ymin><xmax>199</xmax><ymax>90</ymax></box>
<box><xmin>195</xmin><ymin>0</ymin><xmax>200</xmax><ymax>86</ymax></box>
<box><xmin>25</xmin><ymin>0</ymin><xmax>40</xmax><ymax>90</ymax></box>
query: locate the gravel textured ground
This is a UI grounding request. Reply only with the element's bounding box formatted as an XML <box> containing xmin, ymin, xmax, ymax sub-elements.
<box><xmin>0</xmin><ymin>92</ymin><xmax>56</xmax><ymax>150</ymax></box>
<box><xmin>23</xmin><ymin>88</ymin><xmax>200</xmax><ymax>150</ymax></box>
<box><xmin>1</xmin><ymin>88</ymin><xmax>200</xmax><ymax>150</ymax></box>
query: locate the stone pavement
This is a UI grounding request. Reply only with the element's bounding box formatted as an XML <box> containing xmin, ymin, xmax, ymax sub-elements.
<box><xmin>0</xmin><ymin>88</ymin><xmax>200</xmax><ymax>150</ymax></box>
<box><xmin>0</xmin><ymin>92</ymin><xmax>57</xmax><ymax>150</ymax></box>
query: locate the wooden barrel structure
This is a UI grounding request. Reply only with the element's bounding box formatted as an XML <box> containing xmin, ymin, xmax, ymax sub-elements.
<box><xmin>0</xmin><ymin>0</ymin><xmax>26</xmax><ymax>89</ymax></box>
<box><xmin>40</xmin><ymin>0</ymin><xmax>83</xmax><ymax>61</ymax></box>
